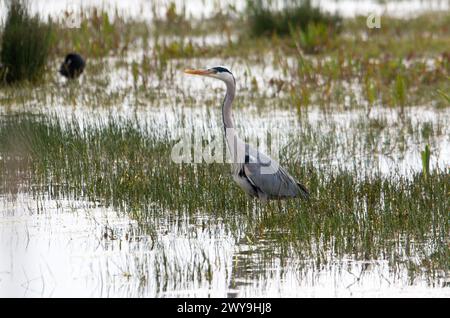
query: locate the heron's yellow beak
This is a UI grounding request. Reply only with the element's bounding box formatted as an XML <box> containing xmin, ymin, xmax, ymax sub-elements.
<box><xmin>184</xmin><ymin>69</ymin><xmax>214</xmax><ymax>76</ymax></box>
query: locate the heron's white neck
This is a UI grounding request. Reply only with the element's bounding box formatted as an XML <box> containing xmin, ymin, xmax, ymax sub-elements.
<box><xmin>222</xmin><ymin>79</ymin><xmax>246</xmax><ymax>163</ymax></box>
<box><xmin>222</xmin><ymin>81</ymin><xmax>235</xmax><ymax>129</ymax></box>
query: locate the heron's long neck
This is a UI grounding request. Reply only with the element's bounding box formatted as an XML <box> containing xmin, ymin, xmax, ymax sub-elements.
<box><xmin>222</xmin><ymin>80</ymin><xmax>245</xmax><ymax>163</ymax></box>
<box><xmin>222</xmin><ymin>81</ymin><xmax>235</xmax><ymax>129</ymax></box>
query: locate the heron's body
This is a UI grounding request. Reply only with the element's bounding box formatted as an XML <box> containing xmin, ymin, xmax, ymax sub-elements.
<box><xmin>185</xmin><ymin>67</ymin><xmax>309</xmax><ymax>202</ymax></box>
<box><xmin>232</xmin><ymin>152</ymin><xmax>310</xmax><ymax>201</ymax></box>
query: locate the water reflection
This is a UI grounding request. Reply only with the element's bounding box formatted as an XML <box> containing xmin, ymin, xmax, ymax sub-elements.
<box><xmin>1</xmin><ymin>194</ymin><xmax>448</xmax><ymax>297</ymax></box>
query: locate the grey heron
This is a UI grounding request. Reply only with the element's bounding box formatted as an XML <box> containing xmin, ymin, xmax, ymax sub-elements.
<box><xmin>184</xmin><ymin>66</ymin><xmax>309</xmax><ymax>202</ymax></box>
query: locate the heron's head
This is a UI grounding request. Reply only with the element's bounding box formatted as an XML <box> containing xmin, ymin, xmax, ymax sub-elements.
<box><xmin>184</xmin><ymin>66</ymin><xmax>235</xmax><ymax>85</ymax></box>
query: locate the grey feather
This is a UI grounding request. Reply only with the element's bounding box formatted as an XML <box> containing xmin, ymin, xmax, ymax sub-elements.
<box><xmin>242</xmin><ymin>146</ymin><xmax>309</xmax><ymax>200</ymax></box>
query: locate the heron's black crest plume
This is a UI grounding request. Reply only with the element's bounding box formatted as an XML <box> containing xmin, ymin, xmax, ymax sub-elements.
<box><xmin>212</xmin><ymin>67</ymin><xmax>232</xmax><ymax>74</ymax></box>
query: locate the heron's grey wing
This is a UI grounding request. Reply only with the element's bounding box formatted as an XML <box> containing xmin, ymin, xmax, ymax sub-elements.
<box><xmin>244</xmin><ymin>147</ymin><xmax>309</xmax><ymax>200</ymax></box>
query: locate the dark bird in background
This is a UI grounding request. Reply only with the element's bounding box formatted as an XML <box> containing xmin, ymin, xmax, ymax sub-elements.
<box><xmin>59</xmin><ymin>53</ymin><xmax>85</xmax><ymax>79</ymax></box>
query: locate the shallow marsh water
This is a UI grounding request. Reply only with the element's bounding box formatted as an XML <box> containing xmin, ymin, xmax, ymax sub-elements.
<box><xmin>1</xmin><ymin>1</ymin><xmax>449</xmax><ymax>298</ymax></box>
<box><xmin>1</xmin><ymin>193</ymin><xmax>448</xmax><ymax>297</ymax></box>
<box><xmin>1</xmin><ymin>69</ymin><xmax>448</xmax><ymax>297</ymax></box>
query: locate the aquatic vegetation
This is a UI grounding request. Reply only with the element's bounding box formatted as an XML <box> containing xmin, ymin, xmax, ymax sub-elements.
<box><xmin>436</xmin><ymin>88</ymin><xmax>450</xmax><ymax>105</ymax></box>
<box><xmin>6</xmin><ymin>4</ymin><xmax>442</xmax><ymax>110</ymax></box>
<box><xmin>0</xmin><ymin>0</ymin><xmax>53</xmax><ymax>84</ymax></box>
<box><xmin>52</xmin><ymin>7</ymin><xmax>150</xmax><ymax>58</ymax></box>
<box><xmin>0</xmin><ymin>113</ymin><xmax>448</xmax><ymax>280</ymax></box>
<box><xmin>394</xmin><ymin>73</ymin><xmax>407</xmax><ymax>116</ymax></box>
<box><xmin>295</xmin><ymin>22</ymin><xmax>331</xmax><ymax>54</ymax></box>
<box><xmin>0</xmin><ymin>3</ymin><xmax>449</xmax><ymax>297</ymax></box>
<box><xmin>421</xmin><ymin>145</ymin><xmax>431</xmax><ymax>181</ymax></box>
<box><xmin>152</xmin><ymin>1</ymin><xmax>192</xmax><ymax>34</ymax></box>
<box><xmin>246</xmin><ymin>0</ymin><xmax>341</xmax><ymax>38</ymax></box>
<box><xmin>281</xmin><ymin>49</ymin><xmax>449</xmax><ymax>109</ymax></box>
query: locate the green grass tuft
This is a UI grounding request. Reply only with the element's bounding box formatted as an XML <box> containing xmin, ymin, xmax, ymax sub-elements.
<box><xmin>246</xmin><ymin>0</ymin><xmax>341</xmax><ymax>38</ymax></box>
<box><xmin>0</xmin><ymin>0</ymin><xmax>53</xmax><ymax>84</ymax></box>
<box><xmin>0</xmin><ymin>114</ymin><xmax>448</xmax><ymax>277</ymax></box>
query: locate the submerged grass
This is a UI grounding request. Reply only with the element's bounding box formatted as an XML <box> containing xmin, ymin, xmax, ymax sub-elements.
<box><xmin>0</xmin><ymin>114</ymin><xmax>448</xmax><ymax>280</ymax></box>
